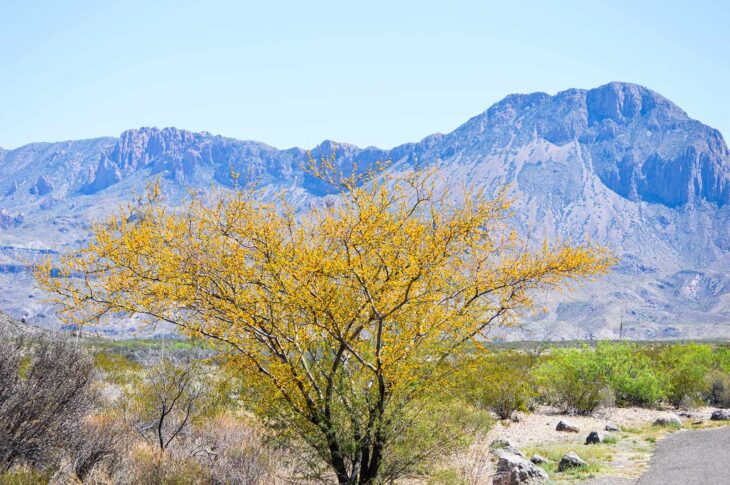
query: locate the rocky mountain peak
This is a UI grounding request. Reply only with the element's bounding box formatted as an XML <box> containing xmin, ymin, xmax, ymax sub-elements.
<box><xmin>585</xmin><ymin>81</ymin><xmax>687</xmax><ymax>125</ymax></box>
<box><xmin>451</xmin><ymin>82</ymin><xmax>730</xmax><ymax>207</ymax></box>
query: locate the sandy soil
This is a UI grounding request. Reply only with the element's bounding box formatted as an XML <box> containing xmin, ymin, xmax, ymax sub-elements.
<box><xmin>443</xmin><ymin>406</ymin><xmax>721</xmax><ymax>484</ymax></box>
<box><xmin>486</xmin><ymin>406</ymin><xmax>715</xmax><ymax>448</ymax></box>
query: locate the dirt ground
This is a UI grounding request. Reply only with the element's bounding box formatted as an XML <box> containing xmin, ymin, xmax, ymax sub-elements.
<box><xmin>440</xmin><ymin>406</ymin><xmax>723</xmax><ymax>484</ymax></box>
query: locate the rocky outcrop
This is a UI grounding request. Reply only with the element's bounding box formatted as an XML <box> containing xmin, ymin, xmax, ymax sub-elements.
<box><xmin>0</xmin><ymin>210</ymin><xmax>24</xmax><ymax>229</ymax></box>
<box><xmin>471</xmin><ymin>83</ymin><xmax>729</xmax><ymax>205</ymax></box>
<box><xmin>82</xmin><ymin>158</ymin><xmax>122</xmax><ymax>194</ymax></box>
<box><xmin>29</xmin><ymin>176</ymin><xmax>53</xmax><ymax>196</ymax></box>
<box><xmin>81</xmin><ymin>127</ymin><xmax>304</xmax><ymax>194</ymax></box>
<box><xmin>5</xmin><ymin>182</ymin><xmax>17</xmax><ymax>196</ymax></box>
<box><xmin>493</xmin><ymin>452</ymin><xmax>549</xmax><ymax>485</ymax></box>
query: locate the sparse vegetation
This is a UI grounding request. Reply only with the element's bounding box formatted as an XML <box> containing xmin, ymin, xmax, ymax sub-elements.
<box><xmin>2</xmin><ymin>329</ymin><xmax>730</xmax><ymax>483</ymax></box>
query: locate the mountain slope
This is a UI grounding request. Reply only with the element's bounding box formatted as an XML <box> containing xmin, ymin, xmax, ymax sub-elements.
<box><xmin>1</xmin><ymin>81</ymin><xmax>729</xmax><ymax>339</ymax></box>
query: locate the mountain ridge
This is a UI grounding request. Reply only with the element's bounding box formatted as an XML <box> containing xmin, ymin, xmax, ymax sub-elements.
<box><xmin>1</xmin><ymin>81</ymin><xmax>729</xmax><ymax>339</ymax></box>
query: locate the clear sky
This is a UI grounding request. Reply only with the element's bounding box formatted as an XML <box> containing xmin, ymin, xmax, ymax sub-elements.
<box><xmin>1</xmin><ymin>0</ymin><xmax>729</xmax><ymax>150</ymax></box>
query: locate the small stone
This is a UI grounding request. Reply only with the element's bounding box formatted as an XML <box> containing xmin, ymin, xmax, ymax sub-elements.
<box><xmin>557</xmin><ymin>452</ymin><xmax>588</xmax><ymax>472</ymax></box>
<box><xmin>585</xmin><ymin>431</ymin><xmax>605</xmax><ymax>444</ymax></box>
<box><xmin>493</xmin><ymin>452</ymin><xmax>549</xmax><ymax>485</ymax></box>
<box><xmin>710</xmin><ymin>409</ymin><xmax>730</xmax><ymax>421</ymax></box>
<box><xmin>653</xmin><ymin>414</ymin><xmax>682</xmax><ymax>427</ymax></box>
<box><xmin>604</xmin><ymin>423</ymin><xmax>620</xmax><ymax>432</ymax></box>
<box><xmin>693</xmin><ymin>420</ymin><xmax>704</xmax><ymax>425</ymax></box>
<box><xmin>556</xmin><ymin>420</ymin><xmax>580</xmax><ymax>433</ymax></box>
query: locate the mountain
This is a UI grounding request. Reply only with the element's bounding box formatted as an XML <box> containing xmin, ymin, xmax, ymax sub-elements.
<box><xmin>1</xmin><ymin>81</ymin><xmax>729</xmax><ymax>339</ymax></box>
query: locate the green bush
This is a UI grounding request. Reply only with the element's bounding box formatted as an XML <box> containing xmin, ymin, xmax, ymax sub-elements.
<box><xmin>534</xmin><ymin>347</ymin><xmax>611</xmax><ymax>414</ymax></box>
<box><xmin>706</xmin><ymin>370</ymin><xmax>730</xmax><ymax>407</ymax></box>
<box><xmin>460</xmin><ymin>351</ymin><xmax>536</xmax><ymax>419</ymax></box>
<box><xmin>595</xmin><ymin>343</ymin><xmax>665</xmax><ymax>407</ymax></box>
<box><xmin>713</xmin><ymin>346</ymin><xmax>730</xmax><ymax>373</ymax></box>
<box><xmin>655</xmin><ymin>344</ymin><xmax>714</xmax><ymax>407</ymax></box>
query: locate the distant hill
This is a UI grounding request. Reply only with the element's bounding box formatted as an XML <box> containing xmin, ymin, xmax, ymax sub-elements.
<box><xmin>0</xmin><ymin>310</ymin><xmax>40</xmax><ymax>337</ymax></box>
<box><xmin>1</xmin><ymin>82</ymin><xmax>729</xmax><ymax>339</ymax></box>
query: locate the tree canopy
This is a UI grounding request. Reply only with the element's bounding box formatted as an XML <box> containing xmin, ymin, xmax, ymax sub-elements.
<box><xmin>37</xmin><ymin>160</ymin><xmax>612</xmax><ymax>484</ymax></box>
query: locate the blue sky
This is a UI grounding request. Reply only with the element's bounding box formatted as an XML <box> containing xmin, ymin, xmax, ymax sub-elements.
<box><xmin>1</xmin><ymin>0</ymin><xmax>729</xmax><ymax>150</ymax></box>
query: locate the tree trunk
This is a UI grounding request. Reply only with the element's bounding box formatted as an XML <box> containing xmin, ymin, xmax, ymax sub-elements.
<box><xmin>359</xmin><ymin>436</ymin><xmax>383</xmax><ymax>484</ymax></box>
<box><xmin>325</xmin><ymin>429</ymin><xmax>351</xmax><ymax>485</ymax></box>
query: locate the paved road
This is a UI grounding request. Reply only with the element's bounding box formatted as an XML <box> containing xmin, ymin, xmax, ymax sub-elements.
<box><xmin>636</xmin><ymin>426</ymin><xmax>730</xmax><ymax>484</ymax></box>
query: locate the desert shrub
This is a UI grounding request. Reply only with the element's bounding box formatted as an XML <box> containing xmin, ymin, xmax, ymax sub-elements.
<box><xmin>595</xmin><ymin>343</ymin><xmax>665</xmax><ymax>407</ymax></box>
<box><xmin>122</xmin><ymin>356</ymin><xmax>209</xmax><ymax>452</ymax></box>
<box><xmin>534</xmin><ymin>347</ymin><xmax>611</xmax><ymax>414</ymax></box>
<box><xmin>0</xmin><ymin>466</ymin><xmax>53</xmax><ymax>484</ymax></box>
<box><xmin>0</xmin><ymin>334</ymin><xmax>97</xmax><ymax>472</ymax></box>
<box><xmin>70</xmin><ymin>413</ymin><xmax>129</xmax><ymax>481</ymax></box>
<box><xmin>715</xmin><ymin>346</ymin><xmax>730</xmax><ymax>369</ymax></box>
<box><xmin>93</xmin><ymin>350</ymin><xmax>143</xmax><ymax>385</ymax></box>
<box><xmin>655</xmin><ymin>344</ymin><xmax>714</xmax><ymax>406</ymax></box>
<box><xmin>384</xmin><ymin>397</ymin><xmax>492</xmax><ymax>480</ymax></box>
<box><xmin>460</xmin><ymin>351</ymin><xmax>536</xmax><ymax>419</ymax></box>
<box><xmin>706</xmin><ymin>370</ymin><xmax>730</xmax><ymax>407</ymax></box>
<box><xmin>192</xmin><ymin>414</ymin><xmax>277</xmax><ymax>485</ymax></box>
<box><xmin>124</xmin><ymin>443</ymin><xmax>212</xmax><ymax>485</ymax></box>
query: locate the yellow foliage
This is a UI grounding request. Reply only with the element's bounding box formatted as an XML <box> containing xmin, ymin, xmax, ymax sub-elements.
<box><xmin>36</xmin><ymin>159</ymin><xmax>612</xmax><ymax>483</ymax></box>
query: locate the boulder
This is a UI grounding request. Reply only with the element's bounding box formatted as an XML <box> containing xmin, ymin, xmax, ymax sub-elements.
<box><xmin>604</xmin><ymin>423</ymin><xmax>620</xmax><ymax>432</ymax></box>
<box><xmin>530</xmin><ymin>454</ymin><xmax>551</xmax><ymax>464</ymax></box>
<box><xmin>556</xmin><ymin>420</ymin><xmax>580</xmax><ymax>433</ymax></box>
<box><xmin>653</xmin><ymin>414</ymin><xmax>682</xmax><ymax>427</ymax></box>
<box><xmin>493</xmin><ymin>452</ymin><xmax>549</xmax><ymax>485</ymax></box>
<box><xmin>490</xmin><ymin>438</ymin><xmax>524</xmax><ymax>458</ymax></box>
<box><xmin>585</xmin><ymin>431</ymin><xmax>605</xmax><ymax>444</ymax></box>
<box><xmin>710</xmin><ymin>409</ymin><xmax>730</xmax><ymax>421</ymax></box>
<box><xmin>557</xmin><ymin>452</ymin><xmax>588</xmax><ymax>472</ymax></box>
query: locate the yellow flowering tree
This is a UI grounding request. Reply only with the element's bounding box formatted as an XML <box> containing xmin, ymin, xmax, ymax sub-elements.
<box><xmin>37</xmin><ymin>160</ymin><xmax>611</xmax><ymax>484</ymax></box>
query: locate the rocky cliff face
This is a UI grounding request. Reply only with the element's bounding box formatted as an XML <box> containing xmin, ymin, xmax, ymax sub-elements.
<box><xmin>1</xmin><ymin>82</ymin><xmax>729</xmax><ymax>339</ymax></box>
